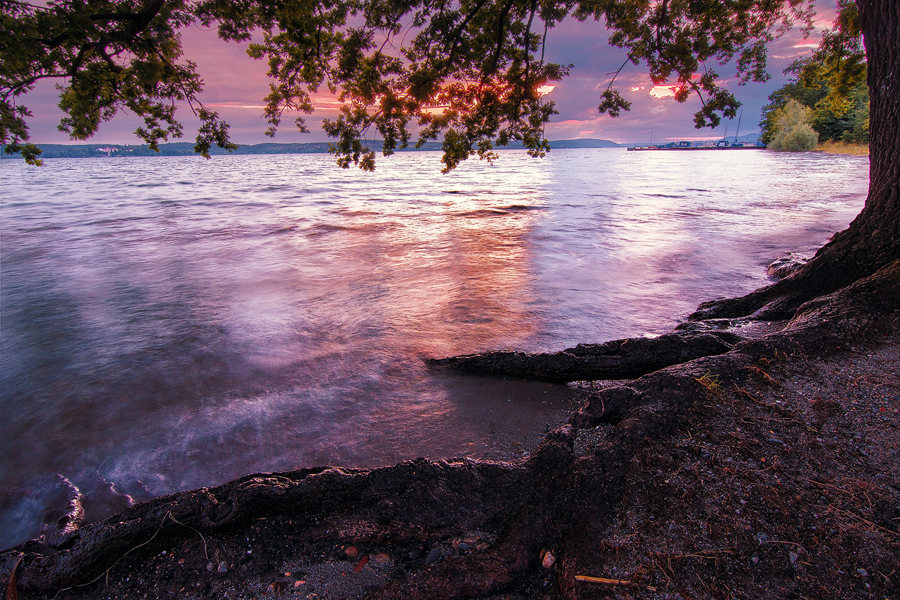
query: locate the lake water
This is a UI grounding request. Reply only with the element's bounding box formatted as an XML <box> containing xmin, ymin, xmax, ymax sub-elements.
<box><xmin>0</xmin><ymin>148</ymin><xmax>869</xmax><ymax>548</ymax></box>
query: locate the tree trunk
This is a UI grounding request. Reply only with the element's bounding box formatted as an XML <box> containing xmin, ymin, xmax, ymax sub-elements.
<box><xmin>689</xmin><ymin>0</ymin><xmax>900</xmax><ymax>322</ymax></box>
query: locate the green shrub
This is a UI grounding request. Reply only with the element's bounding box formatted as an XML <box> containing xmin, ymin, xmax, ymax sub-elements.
<box><xmin>769</xmin><ymin>100</ymin><xmax>819</xmax><ymax>151</ymax></box>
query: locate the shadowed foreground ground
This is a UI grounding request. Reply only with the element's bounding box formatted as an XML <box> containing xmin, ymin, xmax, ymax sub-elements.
<box><xmin>3</xmin><ymin>262</ymin><xmax>899</xmax><ymax>599</ymax></box>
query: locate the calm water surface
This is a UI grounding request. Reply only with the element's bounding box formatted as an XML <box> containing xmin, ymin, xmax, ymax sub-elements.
<box><xmin>0</xmin><ymin>149</ymin><xmax>868</xmax><ymax>547</ymax></box>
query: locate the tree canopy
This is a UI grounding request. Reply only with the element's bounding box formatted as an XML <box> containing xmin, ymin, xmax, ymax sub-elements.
<box><xmin>2</xmin><ymin>0</ymin><xmax>819</xmax><ymax>169</ymax></box>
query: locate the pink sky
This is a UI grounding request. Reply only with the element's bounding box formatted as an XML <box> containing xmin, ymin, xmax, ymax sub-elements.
<box><xmin>20</xmin><ymin>2</ymin><xmax>838</xmax><ymax>146</ymax></box>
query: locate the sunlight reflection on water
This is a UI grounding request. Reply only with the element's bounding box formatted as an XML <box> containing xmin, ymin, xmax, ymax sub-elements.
<box><xmin>0</xmin><ymin>149</ymin><xmax>868</xmax><ymax>548</ymax></box>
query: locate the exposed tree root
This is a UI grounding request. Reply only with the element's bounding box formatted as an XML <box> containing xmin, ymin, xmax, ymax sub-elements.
<box><xmin>429</xmin><ymin>331</ymin><xmax>741</xmax><ymax>382</ymax></box>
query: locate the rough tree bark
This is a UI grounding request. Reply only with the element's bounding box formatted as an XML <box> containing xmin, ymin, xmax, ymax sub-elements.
<box><xmin>689</xmin><ymin>0</ymin><xmax>900</xmax><ymax>322</ymax></box>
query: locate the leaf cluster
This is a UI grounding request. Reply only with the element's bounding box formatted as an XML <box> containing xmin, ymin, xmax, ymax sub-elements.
<box><xmin>1</xmin><ymin>0</ymin><xmax>236</xmax><ymax>164</ymax></box>
<box><xmin>579</xmin><ymin>0</ymin><xmax>814</xmax><ymax>130</ymax></box>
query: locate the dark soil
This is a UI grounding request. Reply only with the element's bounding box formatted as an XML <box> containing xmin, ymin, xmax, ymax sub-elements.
<box><xmin>3</xmin><ymin>262</ymin><xmax>899</xmax><ymax>600</ymax></box>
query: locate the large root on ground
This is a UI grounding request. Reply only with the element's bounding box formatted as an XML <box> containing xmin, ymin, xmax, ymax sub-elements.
<box><xmin>428</xmin><ymin>331</ymin><xmax>741</xmax><ymax>382</ymax></box>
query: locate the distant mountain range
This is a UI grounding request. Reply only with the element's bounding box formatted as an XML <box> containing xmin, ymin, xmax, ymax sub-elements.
<box><xmin>1</xmin><ymin>138</ymin><xmax>621</xmax><ymax>160</ymax></box>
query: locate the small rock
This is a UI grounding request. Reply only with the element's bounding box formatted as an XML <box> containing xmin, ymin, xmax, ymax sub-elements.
<box><xmin>206</xmin><ymin>562</ymin><xmax>214</xmax><ymax>572</ymax></box>
<box><xmin>372</xmin><ymin>553</ymin><xmax>391</xmax><ymax>563</ymax></box>
<box><xmin>541</xmin><ymin>551</ymin><xmax>555</xmax><ymax>569</ymax></box>
<box><xmin>857</xmin><ymin>568</ymin><xmax>868</xmax><ymax>577</ymax></box>
<box><xmin>425</xmin><ymin>547</ymin><xmax>442</xmax><ymax>565</ymax></box>
<box><xmin>217</xmin><ymin>561</ymin><xmax>228</xmax><ymax>573</ymax></box>
<box><xmin>789</xmin><ymin>552</ymin><xmax>800</xmax><ymax>564</ymax></box>
<box><xmin>767</xmin><ymin>252</ymin><xmax>809</xmax><ymax>280</ymax></box>
<box><xmin>756</xmin><ymin>532</ymin><xmax>769</xmax><ymax>544</ymax></box>
<box><xmin>344</xmin><ymin>545</ymin><xmax>359</xmax><ymax>558</ymax></box>
<box><xmin>294</xmin><ymin>580</ymin><xmax>305</xmax><ymax>588</ymax></box>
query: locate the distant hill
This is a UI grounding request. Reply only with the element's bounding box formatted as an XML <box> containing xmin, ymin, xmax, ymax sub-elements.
<box><xmin>0</xmin><ymin>142</ymin><xmax>333</xmax><ymax>159</ymax></box>
<box><xmin>2</xmin><ymin>138</ymin><xmax>621</xmax><ymax>160</ymax></box>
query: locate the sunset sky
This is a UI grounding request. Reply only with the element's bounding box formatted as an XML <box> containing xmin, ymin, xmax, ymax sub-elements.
<box><xmin>22</xmin><ymin>1</ymin><xmax>839</xmax><ymax>147</ymax></box>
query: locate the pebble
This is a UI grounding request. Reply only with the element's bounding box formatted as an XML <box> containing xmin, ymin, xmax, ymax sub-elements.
<box><xmin>789</xmin><ymin>552</ymin><xmax>800</xmax><ymax>564</ymax></box>
<box><xmin>542</xmin><ymin>551</ymin><xmax>555</xmax><ymax>569</ymax></box>
<box><xmin>756</xmin><ymin>532</ymin><xmax>769</xmax><ymax>544</ymax></box>
<box><xmin>345</xmin><ymin>546</ymin><xmax>359</xmax><ymax>558</ymax></box>
<box><xmin>218</xmin><ymin>561</ymin><xmax>229</xmax><ymax>573</ymax></box>
<box><xmin>425</xmin><ymin>547</ymin><xmax>442</xmax><ymax>565</ymax></box>
<box><xmin>372</xmin><ymin>553</ymin><xmax>391</xmax><ymax>563</ymax></box>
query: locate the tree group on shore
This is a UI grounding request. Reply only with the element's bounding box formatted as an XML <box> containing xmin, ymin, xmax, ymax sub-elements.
<box><xmin>759</xmin><ymin>0</ymin><xmax>868</xmax><ymax>151</ymax></box>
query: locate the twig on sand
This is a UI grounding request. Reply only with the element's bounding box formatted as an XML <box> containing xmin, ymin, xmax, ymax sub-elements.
<box><xmin>574</xmin><ymin>575</ymin><xmax>658</xmax><ymax>591</ymax></box>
